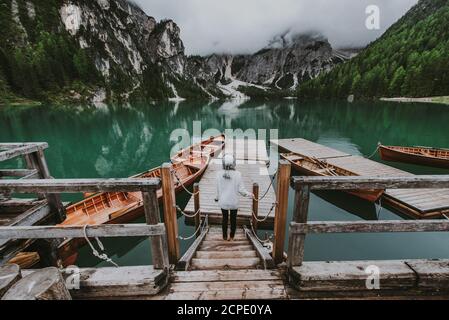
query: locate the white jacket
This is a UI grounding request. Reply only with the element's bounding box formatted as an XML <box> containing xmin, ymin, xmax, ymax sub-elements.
<box><xmin>215</xmin><ymin>170</ymin><xmax>251</xmax><ymax>210</ymax></box>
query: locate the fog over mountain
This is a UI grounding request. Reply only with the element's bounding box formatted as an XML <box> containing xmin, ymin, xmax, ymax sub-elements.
<box><xmin>134</xmin><ymin>0</ymin><xmax>418</xmax><ymax>55</ymax></box>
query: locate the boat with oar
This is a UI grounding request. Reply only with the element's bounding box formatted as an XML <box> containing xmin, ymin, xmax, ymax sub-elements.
<box><xmin>53</xmin><ymin>135</ymin><xmax>225</xmax><ymax>266</ymax></box>
<box><xmin>280</xmin><ymin>152</ymin><xmax>383</xmax><ymax>202</ymax></box>
<box><xmin>378</xmin><ymin>144</ymin><xmax>449</xmax><ymax>169</ymax></box>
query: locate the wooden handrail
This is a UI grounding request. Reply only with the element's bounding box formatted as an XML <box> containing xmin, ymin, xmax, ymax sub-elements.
<box><xmin>292</xmin><ymin>175</ymin><xmax>449</xmax><ymax>190</ymax></box>
<box><xmin>290</xmin><ymin>220</ymin><xmax>449</xmax><ymax>234</ymax></box>
<box><xmin>0</xmin><ymin>178</ymin><xmax>161</xmax><ymax>193</ymax></box>
<box><xmin>0</xmin><ymin>223</ymin><xmax>166</xmax><ymax>239</ymax></box>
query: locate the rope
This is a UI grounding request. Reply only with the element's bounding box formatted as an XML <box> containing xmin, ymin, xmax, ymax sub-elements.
<box><xmin>375</xmin><ymin>196</ymin><xmax>383</xmax><ymax>220</ymax></box>
<box><xmin>366</xmin><ymin>143</ymin><xmax>381</xmax><ymax>159</ymax></box>
<box><xmin>82</xmin><ymin>225</ymin><xmax>119</xmax><ymax>267</ymax></box>
<box><xmin>176</xmin><ymin>205</ymin><xmax>201</xmax><ymax>218</ymax></box>
<box><xmin>178</xmin><ymin>215</ymin><xmax>209</xmax><ymax>241</ymax></box>
<box><xmin>253</xmin><ymin>169</ymin><xmax>278</xmax><ymax>202</ymax></box>
<box><xmin>251</xmin><ymin>202</ymin><xmax>277</xmax><ymax>222</ymax></box>
<box><xmin>171</xmin><ymin>168</ymin><xmax>200</xmax><ymax>196</ymax></box>
<box><xmin>250</xmin><ymin>220</ymin><xmax>272</xmax><ymax>244</ymax></box>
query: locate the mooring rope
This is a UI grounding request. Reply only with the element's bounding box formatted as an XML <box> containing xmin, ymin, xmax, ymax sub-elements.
<box><xmin>251</xmin><ymin>202</ymin><xmax>277</xmax><ymax>223</ymax></box>
<box><xmin>366</xmin><ymin>143</ymin><xmax>381</xmax><ymax>159</ymax></box>
<box><xmin>175</xmin><ymin>205</ymin><xmax>201</xmax><ymax>218</ymax></box>
<box><xmin>82</xmin><ymin>225</ymin><xmax>119</xmax><ymax>267</ymax></box>
<box><xmin>252</xmin><ymin>169</ymin><xmax>278</xmax><ymax>202</ymax></box>
<box><xmin>178</xmin><ymin>215</ymin><xmax>209</xmax><ymax>241</ymax></box>
<box><xmin>250</xmin><ymin>220</ymin><xmax>273</xmax><ymax>244</ymax></box>
<box><xmin>171</xmin><ymin>169</ymin><xmax>200</xmax><ymax>196</ymax></box>
<box><xmin>375</xmin><ymin>196</ymin><xmax>383</xmax><ymax>220</ymax></box>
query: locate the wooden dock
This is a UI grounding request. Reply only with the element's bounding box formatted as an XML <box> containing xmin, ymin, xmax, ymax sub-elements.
<box><xmin>3</xmin><ymin>140</ymin><xmax>449</xmax><ymax>300</ymax></box>
<box><xmin>184</xmin><ymin>139</ymin><xmax>276</xmax><ymax>228</ymax></box>
<box><xmin>273</xmin><ymin>138</ymin><xmax>449</xmax><ymax>218</ymax></box>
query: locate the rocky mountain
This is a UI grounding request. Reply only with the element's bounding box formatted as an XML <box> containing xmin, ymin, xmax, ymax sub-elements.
<box><xmin>0</xmin><ymin>0</ymin><xmax>350</xmax><ymax>105</ymax></box>
<box><xmin>298</xmin><ymin>0</ymin><xmax>449</xmax><ymax>100</ymax></box>
<box><xmin>185</xmin><ymin>32</ymin><xmax>351</xmax><ymax>98</ymax></box>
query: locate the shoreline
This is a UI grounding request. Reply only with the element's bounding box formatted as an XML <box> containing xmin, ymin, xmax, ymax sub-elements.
<box><xmin>380</xmin><ymin>96</ymin><xmax>449</xmax><ymax>105</ymax></box>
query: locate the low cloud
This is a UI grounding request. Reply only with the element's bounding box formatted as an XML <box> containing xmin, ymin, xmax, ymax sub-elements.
<box><xmin>135</xmin><ymin>0</ymin><xmax>418</xmax><ymax>55</ymax></box>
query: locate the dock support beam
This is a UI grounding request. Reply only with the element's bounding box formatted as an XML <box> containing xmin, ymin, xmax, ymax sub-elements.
<box><xmin>24</xmin><ymin>150</ymin><xmax>66</xmax><ymax>223</ymax></box>
<box><xmin>193</xmin><ymin>183</ymin><xmax>201</xmax><ymax>238</ymax></box>
<box><xmin>143</xmin><ymin>189</ymin><xmax>170</xmax><ymax>270</ymax></box>
<box><xmin>273</xmin><ymin>160</ymin><xmax>291</xmax><ymax>265</ymax></box>
<box><xmin>288</xmin><ymin>183</ymin><xmax>310</xmax><ymax>267</ymax></box>
<box><xmin>251</xmin><ymin>183</ymin><xmax>259</xmax><ymax>233</ymax></box>
<box><xmin>161</xmin><ymin>163</ymin><xmax>180</xmax><ymax>264</ymax></box>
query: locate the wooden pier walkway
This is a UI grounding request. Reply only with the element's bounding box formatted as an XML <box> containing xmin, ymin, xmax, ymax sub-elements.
<box><xmin>273</xmin><ymin>138</ymin><xmax>449</xmax><ymax>218</ymax></box>
<box><xmin>154</xmin><ymin>226</ymin><xmax>286</xmax><ymax>300</ymax></box>
<box><xmin>184</xmin><ymin>139</ymin><xmax>276</xmax><ymax>228</ymax></box>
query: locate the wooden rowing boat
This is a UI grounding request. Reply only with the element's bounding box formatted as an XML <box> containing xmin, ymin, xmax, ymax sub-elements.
<box><xmin>379</xmin><ymin>144</ymin><xmax>449</xmax><ymax>169</ymax></box>
<box><xmin>57</xmin><ymin>135</ymin><xmax>225</xmax><ymax>266</ymax></box>
<box><xmin>280</xmin><ymin>152</ymin><xmax>383</xmax><ymax>202</ymax></box>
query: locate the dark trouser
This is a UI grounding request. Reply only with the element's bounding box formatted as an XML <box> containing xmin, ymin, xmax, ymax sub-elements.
<box><xmin>221</xmin><ymin>209</ymin><xmax>238</xmax><ymax>239</ymax></box>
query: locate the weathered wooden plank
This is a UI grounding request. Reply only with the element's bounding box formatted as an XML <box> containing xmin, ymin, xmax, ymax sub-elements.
<box><xmin>195</xmin><ymin>250</ymin><xmax>257</xmax><ymax>259</ymax></box>
<box><xmin>271</xmin><ymin>138</ymin><xmax>350</xmax><ymax>159</ymax></box>
<box><xmin>0</xmin><ymin>178</ymin><xmax>161</xmax><ymax>193</ymax></box>
<box><xmin>0</xmin><ymin>169</ymin><xmax>38</xmax><ymax>178</ymax></box>
<box><xmin>68</xmin><ymin>266</ymin><xmax>166</xmax><ymax>298</ymax></box>
<box><xmin>0</xmin><ymin>198</ymin><xmax>45</xmax><ymax>214</ymax></box>
<box><xmin>273</xmin><ymin>160</ymin><xmax>290</xmax><ymax>264</ymax></box>
<box><xmin>21</xmin><ymin>266</ymin><xmax>167</xmax><ymax>299</ymax></box>
<box><xmin>161</xmin><ymin>163</ymin><xmax>180</xmax><ymax>264</ymax></box>
<box><xmin>165</xmin><ymin>288</ymin><xmax>287</xmax><ymax>300</ymax></box>
<box><xmin>292</xmin><ymin>175</ymin><xmax>449</xmax><ymax>190</ymax></box>
<box><xmin>0</xmin><ymin>223</ymin><xmax>165</xmax><ymax>239</ymax></box>
<box><xmin>171</xmin><ymin>269</ymin><xmax>283</xmax><ymax>282</ymax></box>
<box><xmin>143</xmin><ymin>190</ymin><xmax>169</xmax><ymax>271</ymax></box>
<box><xmin>290</xmin><ymin>261</ymin><xmax>416</xmax><ymax>291</ymax></box>
<box><xmin>0</xmin><ymin>143</ymin><xmax>48</xmax><ymax>162</ymax></box>
<box><xmin>169</xmin><ymin>280</ymin><xmax>285</xmax><ymax>292</ymax></box>
<box><xmin>199</xmin><ymin>244</ymin><xmax>254</xmax><ymax>251</ymax></box>
<box><xmin>406</xmin><ymin>260</ymin><xmax>449</xmax><ymax>289</ymax></box>
<box><xmin>205</xmin><ymin>233</ymin><xmax>247</xmax><ymax>241</ymax></box>
<box><xmin>243</xmin><ymin>226</ymin><xmax>275</xmax><ymax>269</ymax></box>
<box><xmin>291</xmin><ymin>220</ymin><xmax>449</xmax><ymax>234</ymax></box>
<box><xmin>0</xmin><ymin>264</ymin><xmax>21</xmax><ymax>298</ymax></box>
<box><xmin>2</xmin><ymin>267</ymin><xmax>71</xmax><ymax>300</ymax></box>
<box><xmin>191</xmin><ymin>258</ymin><xmax>261</xmax><ymax>270</ymax></box>
<box><xmin>177</xmin><ymin>227</ymin><xmax>209</xmax><ymax>271</ymax></box>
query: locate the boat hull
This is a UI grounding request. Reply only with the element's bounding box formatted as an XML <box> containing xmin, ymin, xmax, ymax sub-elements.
<box><xmin>379</xmin><ymin>145</ymin><xmax>449</xmax><ymax>169</ymax></box>
<box><xmin>282</xmin><ymin>154</ymin><xmax>383</xmax><ymax>203</ymax></box>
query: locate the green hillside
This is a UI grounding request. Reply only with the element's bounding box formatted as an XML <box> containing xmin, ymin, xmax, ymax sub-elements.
<box><xmin>298</xmin><ymin>0</ymin><xmax>449</xmax><ymax>100</ymax></box>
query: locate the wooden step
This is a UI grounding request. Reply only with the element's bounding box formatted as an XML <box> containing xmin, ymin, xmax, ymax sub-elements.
<box><xmin>205</xmin><ymin>233</ymin><xmax>247</xmax><ymax>241</ymax></box>
<box><xmin>199</xmin><ymin>244</ymin><xmax>254</xmax><ymax>251</ymax></box>
<box><xmin>165</xmin><ymin>288</ymin><xmax>287</xmax><ymax>300</ymax></box>
<box><xmin>201</xmin><ymin>240</ymin><xmax>250</xmax><ymax>246</ymax></box>
<box><xmin>172</xmin><ymin>269</ymin><xmax>284</xmax><ymax>283</ymax></box>
<box><xmin>195</xmin><ymin>250</ymin><xmax>257</xmax><ymax>259</ymax></box>
<box><xmin>169</xmin><ymin>280</ymin><xmax>285</xmax><ymax>292</ymax></box>
<box><xmin>191</xmin><ymin>258</ymin><xmax>261</xmax><ymax>270</ymax></box>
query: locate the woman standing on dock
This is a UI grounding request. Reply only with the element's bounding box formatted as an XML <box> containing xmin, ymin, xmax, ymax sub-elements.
<box><xmin>215</xmin><ymin>154</ymin><xmax>253</xmax><ymax>241</ymax></box>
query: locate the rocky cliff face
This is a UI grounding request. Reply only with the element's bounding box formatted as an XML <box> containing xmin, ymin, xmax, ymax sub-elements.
<box><xmin>0</xmin><ymin>0</ymin><xmax>351</xmax><ymax>104</ymax></box>
<box><xmin>185</xmin><ymin>32</ymin><xmax>351</xmax><ymax>98</ymax></box>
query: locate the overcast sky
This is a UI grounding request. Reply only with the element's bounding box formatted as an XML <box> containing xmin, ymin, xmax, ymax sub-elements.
<box><xmin>134</xmin><ymin>0</ymin><xmax>418</xmax><ymax>55</ymax></box>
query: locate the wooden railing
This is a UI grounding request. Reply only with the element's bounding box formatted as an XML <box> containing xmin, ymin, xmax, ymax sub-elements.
<box><xmin>0</xmin><ymin>142</ymin><xmax>65</xmax><ymax>223</ymax></box>
<box><xmin>287</xmin><ymin>175</ymin><xmax>449</xmax><ymax>268</ymax></box>
<box><xmin>0</xmin><ymin>178</ymin><xmax>169</xmax><ymax>270</ymax></box>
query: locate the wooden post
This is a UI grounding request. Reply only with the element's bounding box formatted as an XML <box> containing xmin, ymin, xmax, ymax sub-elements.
<box><xmin>251</xmin><ymin>183</ymin><xmax>259</xmax><ymax>232</ymax></box>
<box><xmin>272</xmin><ymin>160</ymin><xmax>291</xmax><ymax>265</ymax></box>
<box><xmin>143</xmin><ymin>189</ymin><xmax>169</xmax><ymax>270</ymax></box>
<box><xmin>161</xmin><ymin>163</ymin><xmax>180</xmax><ymax>264</ymax></box>
<box><xmin>288</xmin><ymin>183</ymin><xmax>310</xmax><ymax>267</ymax></box>
<box><xmin>2</xmin><ymin>267</ymin><xmax>71</xmax><ymax>300</ymax></box>
<box><xmin>25</xmin><ymin>150</ymin><xmax>66</xmax><ymax>223</ymax></box>
<box><xmin>193</xmin><ymin>183</ymin><xmax>201</xmax><ymax>238</ymax></box>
